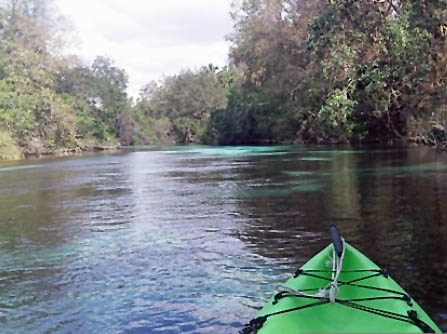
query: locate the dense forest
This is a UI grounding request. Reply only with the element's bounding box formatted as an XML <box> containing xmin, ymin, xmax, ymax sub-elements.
<box><xmin>0</xmin><ymin>0</ymin><xmax>446</xmax><ymax>160</ymax></box>
<box><xmin>216</xmin><ymin>0</ymin><xmax>447</xmax><ymax>147</ymax></box>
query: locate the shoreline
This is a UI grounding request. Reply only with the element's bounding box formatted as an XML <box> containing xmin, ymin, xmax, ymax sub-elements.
<box><xmin>21</xmin><ymin>145</ymin><xmax>123</xmax><ymax>160</ymax></box>
<box><xmin>1</xmin><ymin>141</ymin><xmax>445</xmax><ymax>162</ymax></box>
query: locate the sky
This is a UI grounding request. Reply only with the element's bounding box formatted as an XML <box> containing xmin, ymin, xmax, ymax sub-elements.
<box><xmin>55</xmin><ymin>0</ymin><xmax>234</xmax><ymax>98</ymax></box>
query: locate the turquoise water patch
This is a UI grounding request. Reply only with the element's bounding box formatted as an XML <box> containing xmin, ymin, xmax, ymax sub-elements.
<box><xmin>299</xmin><ymin>157</ymin><xmax>332</xmax><ymax>161</ymax></box>
<box><xmin>163</xmin><ymin>146</ymin><xmax>294</xmax><ymax>158</ymax></box>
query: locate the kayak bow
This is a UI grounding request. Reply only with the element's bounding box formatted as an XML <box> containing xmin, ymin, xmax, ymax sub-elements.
<box><xmin>241</xmin><ymin>226</ymin><xmax>441</xmax><ymax>333</ymax></box>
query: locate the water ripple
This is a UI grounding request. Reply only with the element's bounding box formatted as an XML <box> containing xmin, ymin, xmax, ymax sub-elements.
<box><xmin>0</xmin><ymin>146</ymin><xmax>445</xmax><ymax>333</ymax></box>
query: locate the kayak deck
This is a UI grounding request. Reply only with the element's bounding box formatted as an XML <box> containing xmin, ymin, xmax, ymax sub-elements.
<box><xmin>246</xmin><ymin>243</ymin><xmax>441</xmax><ymax>333</ymax></box>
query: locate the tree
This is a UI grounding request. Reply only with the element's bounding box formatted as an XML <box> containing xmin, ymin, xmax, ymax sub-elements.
<box><xmin>55</xmin><ymin>56</ymin><xmax>132</xmax><ymax>142</ymax></box>
<box><xmin>140</xmin><ymin>65</ymin><xmax>230</xmax><ymax>143</ymax></box>
<box><xmin>90</xmin><ymin>56</ymin><xmax>131</xmax><ymax>137</ymax></box>
<box><xmin>212</xmin><ymin>0</ymin><xmax>325</xmax><ymax>144</ymax></box>
<box><xmin>0</xmin><ymin>0</ymin><xmax>133</xmax><ymax>158</ymax></box>
<box><xmin>210</xmin><ymin>0</ymin><xmax>446</xmax><ymax>145</ymax></box>
<box><xmin>306</xmin><ymin>0</ymin><xmax>446</xmax><ymax>143</ymax></box>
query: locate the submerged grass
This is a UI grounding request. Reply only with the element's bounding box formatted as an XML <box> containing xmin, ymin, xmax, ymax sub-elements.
<box><xmin>239</xmin><ymin>179</ymin><xmax>323</xmax><ymax>198</ymax></box>
<box><xmin>282</xmin><ymin>170</ymin><xmax>315</xmax><ymax>177</ymax></box>
<box><xmin>299</xmin><ymin>157</ymin><xmax>332</xmax><ymax>161</ymax></box>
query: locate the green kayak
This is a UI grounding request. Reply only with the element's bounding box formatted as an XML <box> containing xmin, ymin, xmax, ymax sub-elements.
<box><xmin>241</xmin><ymin>226</ymin><xmax>441</xmax><ymax>333</ymax></box>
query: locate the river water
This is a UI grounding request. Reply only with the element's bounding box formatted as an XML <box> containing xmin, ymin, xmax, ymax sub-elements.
<box><xmin>0</xmin><ymin>146</ymin><xmax>446</xmax><ymax>333</ymax></box>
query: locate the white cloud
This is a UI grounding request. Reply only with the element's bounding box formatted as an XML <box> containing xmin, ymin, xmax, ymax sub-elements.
<box><xmin>55</xmin><ymin>0</ymin><xmax>234</xmax><ymax>97</ymax></box>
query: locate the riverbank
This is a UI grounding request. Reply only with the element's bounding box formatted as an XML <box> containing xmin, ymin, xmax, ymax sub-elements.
<box><xmin>0</xmin><ymin>127</ymin><xmax>124</xmax><ymax>161</ymax></box>
<box><xmin>1</xmin><ymin>140</ymin><xmax>445</xmax><ymax>162</ymax></box>
<box><xmin>22</xmin><ymin>145</ymin><xmax>122</xmax><ymax>159</ymax></box>
<box><xmin>1</xmin><ymin>121</ymin><xmax>445</xmax><ymax>161</ymax></box>
<box><xmin>0</xmin><ymin>139</ymin><xmax>122</xmax><ymax>161</ymax></box>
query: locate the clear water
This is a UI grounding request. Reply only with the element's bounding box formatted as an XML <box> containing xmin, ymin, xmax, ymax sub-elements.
<box><xmin>0</xmin><ymin>146</ymin><xmax>445</xmax><ymax>333</ymax></box>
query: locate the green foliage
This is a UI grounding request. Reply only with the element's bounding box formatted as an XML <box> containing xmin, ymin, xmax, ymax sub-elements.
<box><xmin>206</xmin><ymin>85</ymin><xmax>299</xmax><ymax>145</ymax></box>
<box><xmin>212</xmin><ymin>0</ymin><xmax>446</xmax><ymax>145</ymax></box>
<box><xmin>0</xmin><ymin>1</ymin><xmax>132</xmax><ymax>159</ymax></box>
<box><xmin>121</xmin><ymin>103</ymin><xmax>172</xmax><ymax>145</ymax></box>
<box><xmin>0</xmin><ymin>37</ymin><xmax>78</xmax><ymax>150</ymax></box>
<box><xmin>318</xmin><ymin>88</ymin><xmax>358</xmax><ymax>141</ymax></box>
<box><xmin>91</xmin><ymin>56</ymin><xmax>131</xmax><ymax>135</ymax></box>
<box><xmin>136</xmin><ymin>65</ymin><xmax>231</xmax><ymax>144</ymax></box>
<box><xmin>309</xmin><ymin>1</ymin><xmax>442</xmax><ymax>142</ymax></box>
<box><xmin>1</xmin><ymin>0</ymin><xmax>446</xmax><ymax>158</ymax></box>
<box><xmin>206</xmin><ymin>90</ymin><xmax>250</xmax><ymax>145</ymax></box>
<box><xmin>208</xmin><ymin>0</ymin><xmax>325</xmax><ymax>144</ymax></box>
<box><xmin>0</xmin><ymin>129</ymin><xmax>21</xmax><ymax>160</ymax></box>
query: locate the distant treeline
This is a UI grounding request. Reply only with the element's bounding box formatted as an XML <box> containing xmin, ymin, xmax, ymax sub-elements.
<box><xmin>0</xmin><ymin>0</ymin><xmax>132</xmax><ymax>159</ymax></box>
<box><xmin>136</xmin><ymin>0</ymin><xmax>447</xmax><ymax>147</ymax></box>
<box><xmin>0</xmin><ymin>0</ymin><xmax>446</xmax><ymax>160</ymax></box>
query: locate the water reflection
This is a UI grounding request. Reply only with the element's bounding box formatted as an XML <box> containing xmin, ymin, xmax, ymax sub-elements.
<box><xmin>232</xmin><ymin>147</ymin><xmax>446</xmax><ymax>329</ymax></box>
<box><xmin>0</xmin><ymin>146</ymin><xmax>445</xmax><ymax>333</ymax></box>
